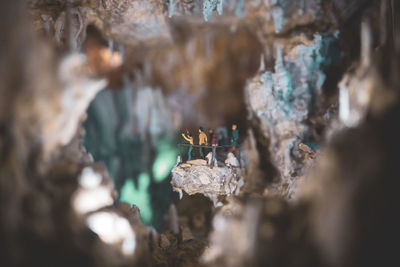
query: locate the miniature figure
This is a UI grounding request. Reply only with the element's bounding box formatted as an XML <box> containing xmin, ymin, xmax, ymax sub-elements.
<box><xmin>230</xmin><ymin>124</ymin><xmax>239</xmax><ymax>156</ymax></box>
<box><xmin>198</xmin><ymin>127</ymin><xmax>208</xmax><ymax>159</ymax></box>
<box><xmin>182</xmin><ymin>131</ymin><xmax>194</xmax><ymax>161</ymax></box>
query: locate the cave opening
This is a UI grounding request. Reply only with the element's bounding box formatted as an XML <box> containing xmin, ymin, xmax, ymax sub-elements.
<box><xmin>82</xmin><ymin>86</ymin><xmax>178</xmax><ymax>228</ymax></box>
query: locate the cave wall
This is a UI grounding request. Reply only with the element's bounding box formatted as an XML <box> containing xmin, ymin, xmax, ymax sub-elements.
<box><xmin>1</xmin><ymin>0</ymin><xmax>400</xmax><ymax>267</ymax></box>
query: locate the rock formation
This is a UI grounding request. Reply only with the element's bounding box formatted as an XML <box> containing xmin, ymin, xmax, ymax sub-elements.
<box><xmin>1</xmin><ymin>0</ymin><xmax>400</xmax><ymax>267</ymax></box>
<box><xmin>171</xmin><ymin>159</ymin><xmax>243</xmax><ymax>205</ymax></box>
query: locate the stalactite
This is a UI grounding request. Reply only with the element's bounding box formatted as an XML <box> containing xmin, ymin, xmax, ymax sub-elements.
<box><xmin>217</xmin><ymin>0</ymin><xmax>224</xmax><ymax>15</ymax></box>
<box><xmin>272</xmin><ymin>5</ymin><xmax>284</xmax><ymax>33</ymax></box>
<box><xmin>259</xmin><ymin>53</ymin><xmax>265</xmax><ymax>72</ymax></box>
<box><xmin>361</xmin><ymin>20</ymin><xmax>372</xmax><ymax>68</ymax></box>
<box><xmin>119</xmin><ymin>44</ymin><xmax>125</xmax><ymax>64</ymax></box>
<box><xmin>274</xmin><ymin>45</ymin><xmax>293</xmax><ymax>111</ymax></box>
<box><xmin>203</xmin><ymin>0</ymin><xmax>225</xmax><ymax>21</ymax></box>
<box><xmin>168</xmin><ymin>0</ymin><xmax>175</xmax><ymax>18</ymax></box>
<box><xmin>235</xmin><ymin>0</ymin><xmax>245</xmax><ymax>18</ymax></box>
<box><xmin>339</xmin><ymin>82</ymin><xmax>350</xmax><ymax>126</ymax></box>
<box><xmin>203</xmin><ymin>0</ymin><xmax>217</xmax><ymax>22</ymax></box>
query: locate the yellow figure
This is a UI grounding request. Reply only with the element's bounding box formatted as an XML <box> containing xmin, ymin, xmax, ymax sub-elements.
<box><xmin>182</xmin><ymin>133</ymin><xmax>193</xmax><ymax>145</ymax></box>
<box><xmin>198</xmin><ymin>127</ymin><xmax>207</xmax><ymax>159</ymax></box>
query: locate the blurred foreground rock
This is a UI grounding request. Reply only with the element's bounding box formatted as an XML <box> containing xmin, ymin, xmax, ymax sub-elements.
<box><xmin>0</xmin><ymin>2</ymin><xmax>155</xmax><ymax>266</ymax></box>
<box><xmin>202</xmin><ymin>197</ymin><xmax>321</xmax><ymax>267</ymax></box>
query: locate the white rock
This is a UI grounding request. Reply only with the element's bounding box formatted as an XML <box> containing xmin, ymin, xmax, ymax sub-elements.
<box><xmin>225</xmin><ymin>153</ymin><xmax>240</xmax><ymax>167</ymax></box>
<box><xmin>205</xmin><ymin>152</ymin><xmax>213</xmax><ymax>165</ymax></box>
<box><xmin>171</xmin><ymin>163</ymin><xmax>243</xmax><ymax>204</ymax></box>
<box><xmin>187</xmin><ymin>159</ymin><xmax>208</xmax><ymax>166</ymax></box>
<box><xmin>199</xmin><ymin>173</ymin><xmax>211</xmax><ymax>185</ymax></box>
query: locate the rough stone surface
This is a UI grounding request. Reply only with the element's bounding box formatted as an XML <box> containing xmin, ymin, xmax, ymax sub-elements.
<box><xmin>246</xmin><ymin>33</ymin><xmax>339</xmax><ymax>198</ymax></box>
<box><xmin>171</xmin><ymin>162</ymin><xmax>244</xmax><ymax>205</ymax></box>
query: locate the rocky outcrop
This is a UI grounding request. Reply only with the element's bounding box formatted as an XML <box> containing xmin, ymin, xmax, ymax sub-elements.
<box><xmin>246</xmin><ymin>33</ymin><xmax>338</xmax><ymax>198</ymax></box>
<box><xmin>171</xmin><ymin>160</ymin><xmax>244</xmax><ymax>205</ymax></box>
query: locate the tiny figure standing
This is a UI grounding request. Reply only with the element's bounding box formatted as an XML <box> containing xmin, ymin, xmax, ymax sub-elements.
<box><xmin>230</xmin><ymin>124</ymin><xmax>239</xmax><ymax>157</ymax></box>
<box><xmin>182</xmin><ymin>132</ymin><xmax>194</xmax><ymax>161</ymax></box>
<box><xmin>208</xmin><ymin>129</ymin><xmax>218</xmax><ymax>167</ymax></box>
<box><xmin>198</xmin><ymin>127</ymin><xmax>208</xmax><ymax>159</ymax></box>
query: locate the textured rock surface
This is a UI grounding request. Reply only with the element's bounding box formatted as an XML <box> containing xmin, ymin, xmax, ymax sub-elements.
<box><xmin>171</xmin><ymin>160</ymin><xmax>244</xmax><ymax>205</ymax></box>
<box><xmin>246</xmin><ymin>33</ymin><xmax>339</xmax><ymax>198</ymax></box>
